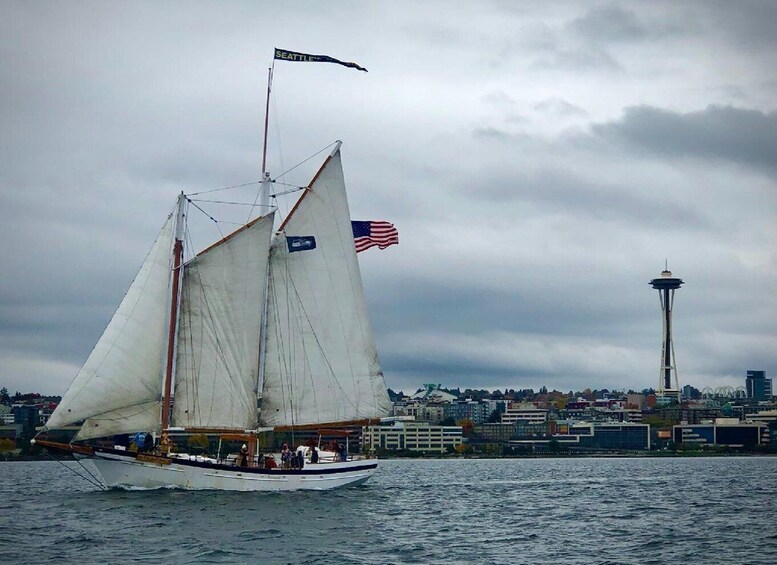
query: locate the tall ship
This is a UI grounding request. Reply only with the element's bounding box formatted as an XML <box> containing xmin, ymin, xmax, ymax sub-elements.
<box><xmin>35</xmin><ymin>52</ymin><xmax>395</xmax><ymax>491</ymax></box>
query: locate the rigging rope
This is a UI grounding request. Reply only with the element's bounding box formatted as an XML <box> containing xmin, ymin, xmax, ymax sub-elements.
<box><xmin>277</xmin><ymin>141</ymin><xmax>339</xmax><ymax>179</ymax></box>
<box><xmin>43</xmin><ymin>450</ymin><xmax>108</xmax><ymax>491</ymax></box>
<box><xmin>187</xmin><ymin>180</ymin><xmax>261</xmax><ymax>196</ymax></box>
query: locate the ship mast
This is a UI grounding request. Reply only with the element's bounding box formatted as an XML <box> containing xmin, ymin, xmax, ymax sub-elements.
<box><xmin>256</xmin><ymin>62</ymin><xmax>274</xmax><ymax>408</ymax></box>
<box><xmin>261</xmin><ymin>64</ymin><xmax>273</xmax><ymax>184</ymax></box>
<box><xmin>160</xmin><ymin>192</ymin><xmax>186</xmax><ymax>449</ymax></box>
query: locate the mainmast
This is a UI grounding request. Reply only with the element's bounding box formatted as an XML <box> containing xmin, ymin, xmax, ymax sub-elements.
<box><xmin>256</xmin><ymin>63</ymin><xmax>274</xmax><ymax>407</ymax></box>
<box><xmin>160</xmin><ymin>192</ymin><xmax>186</xmax><ymax>448</ymax></box>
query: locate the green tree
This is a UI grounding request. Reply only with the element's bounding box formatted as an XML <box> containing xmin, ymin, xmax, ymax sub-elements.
<box><xmin>0</xmin><ymin>387</ymin><xmax>10</xmax><ymax>405</ymax></box>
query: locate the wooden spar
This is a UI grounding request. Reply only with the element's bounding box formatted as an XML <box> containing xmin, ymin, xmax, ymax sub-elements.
<box><xmin>34</xmin><ymin>438</ymin><xmax>94</xmax><ymax>456</ymax></box>
<box><xmin>160</xmin><ymin>194</ymin><xmax>186</xmax><ymax>448</ymax></box>
<box><xmin>218</xmin><ymin>432</ymin><xmax>259</xmax><ymax>441</ymax></box>
<box><xmin>175</xmin><ymin>427</ymin><xmax>256</xmax><ymax>435</ymax></box>
<box><xmin>194</xmin><ymin>214</ymin><xmax>264</xmax><ymax>258</ymax></box>
<box><xmin>277</xmin><ymin>140</ymin><xmax>342</xmax><ymax>232</ymax></box>
<box><xmin>272</xmin><ymin>416</ymin><xmax>381</xmax><ymax>432</ymax></box>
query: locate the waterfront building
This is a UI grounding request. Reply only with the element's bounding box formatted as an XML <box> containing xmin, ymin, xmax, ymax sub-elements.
<box><xmin>510</xmin><ymin>421</ymin><xmax>651</xmax><ymax>451</ymax></box>
<box><xmin>361</xmin><ymin>421</ymin><xmax>463</xmax><ymax>453</ymax></box>
<box><xmin>473</xmin><ymin>422</ymin><xmax>515</xmax><ymax>442</ymax></box>
<box><xmin>501</xmin><ymin>403</ymin><xmax>548</xmax><ymax>424</ymax></box>
<box><xmin>473</xmin><ymin>421</ymin><xmax>555</xmax><ymax>442</ymax></box>
<box><xmin>746</xmin><ymin>411</ymin><xmax>777</xmax><ymax>448</ymax></box>
<box><xmin>514</xmin><ymin>420</ymin><xmax>555</xmax><ymax>438</ymax></box>
<box><xmin>746</xmin><ymin>371</ymin><xmax>773</xmax><ymax>401</ymax></box>
<box><xmin>392</xmin><ymin>401</ymin><xmax>446</xmax><ymax>424</ymax></box>
<box><xmin>672</xmin><ymin>418</ymin><xmax>769</xmax><ymax>447</ymax></box>
<box><xmin>444</xmin><ymin>399</ymin><xmax>488</xmax><ymax>424</ymax></box>
<box><xmin>581</xmin><ymin>422</ymin><xmax>651</xmax><ymax>450</ymax></box>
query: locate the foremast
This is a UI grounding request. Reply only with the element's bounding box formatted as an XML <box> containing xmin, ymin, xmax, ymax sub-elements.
<box><xmin>160</xmin><ymin>192</ymin><xmax>186</xmax><ymax>449</ymax></box>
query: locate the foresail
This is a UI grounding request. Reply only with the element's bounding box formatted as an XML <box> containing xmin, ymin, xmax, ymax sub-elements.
<box><xmin>75</xmin><ymin>401</ymin><xmax>161</xmax><ymax>441</ymax></box>
<box><xmin>172</xmin><ymin>212</ymin><xmax>275</xmax><ymax>430</ymax></box>
<box><xmin>261</xmin><ymin>148</ymin><xmax>392</xmax><ymax>427</ymax></box>
<box><xmin>46</xmin><ymin>215</ymin><xmax>175</xmax><ymax>435</ymax></box>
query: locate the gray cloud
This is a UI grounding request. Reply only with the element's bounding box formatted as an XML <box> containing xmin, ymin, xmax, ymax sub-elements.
<box><xmin>1</xmin><ymin>1</ymin><xmax>775</xmax><ymax>397</ymax></box>
<box><xmin>570</xmin><ymin>5</ymin><xmax>649</xmax><ymax>42</ymax></box>
<box><xmin>534</xmin><ymin>98</ymin><xmax>588</xmax><ymax>118</ymax></box>
<box><xmin>531</xmin><ymin>47</ymin><xmax>622</xmax><ymax>73</ymax></box>
<box><xmin>592</xmin><ymin>105</ymin><xmax>777</xmax><ymax>176</ymax></box>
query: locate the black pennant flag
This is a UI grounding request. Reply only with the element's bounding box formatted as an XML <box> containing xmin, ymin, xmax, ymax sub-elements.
<box><xmin>274</xmin><ymin>48</ymin><xmax>368</xmax><ymax>72</ymax></box>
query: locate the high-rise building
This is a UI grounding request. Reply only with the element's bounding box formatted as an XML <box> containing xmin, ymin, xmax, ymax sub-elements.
<box><xmin>746</xmin><ymin>370</ymin><xmax>773</xmax><ymax>401</ymax></box>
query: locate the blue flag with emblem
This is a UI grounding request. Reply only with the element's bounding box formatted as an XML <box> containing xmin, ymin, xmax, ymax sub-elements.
<box><xmin>286</xmin><ymin>236</ymin><xmax>316</xmax><ymax>253</ymax></box>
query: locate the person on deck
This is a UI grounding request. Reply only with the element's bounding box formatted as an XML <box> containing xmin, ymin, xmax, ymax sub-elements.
<box><xmin>281</xmin><ymin>443</ymin><xmax>291</xmax><ymax>469</ymax></box>
<box><xmin>310</xmin><ymin>445</ymin><xmax>319</xmax><ymax>464</ymax></box>
<box><xmin>142</xmin><ymin>432</ymin><xmax>153</xmax><ymax>452</ymax></box>
<box><xmin>238</xmin><ymin>444</ymin><xmax>250</xmax><ymax>467</ymax></box>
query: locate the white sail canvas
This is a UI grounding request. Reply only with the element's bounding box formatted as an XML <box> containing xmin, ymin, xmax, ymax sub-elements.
<box><xmin>172</xmin><ymin>213</ymin><xmax>274</xmax><ymax>430</ymax></box>
<box><xmin>46</xmin><ymin>215</ymin><xmax>175</xmax><ymax>439</ymax></box>
<box><xmin>261</xmin><ymin>148</ymin><xmax>392</xmax><ymax>427</ymax></box>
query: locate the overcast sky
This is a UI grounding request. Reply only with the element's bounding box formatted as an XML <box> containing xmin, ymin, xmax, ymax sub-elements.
<box><xmin>1</xmin><ymin>0</ymin><xmax>775</xmax><ymax>397</ymax></box>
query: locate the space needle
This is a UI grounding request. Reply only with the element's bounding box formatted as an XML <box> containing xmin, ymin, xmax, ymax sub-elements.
<box><xmin>650</xmin><ymin>265</ymin><xmax>684</xmax><ymax>402</ymax></box>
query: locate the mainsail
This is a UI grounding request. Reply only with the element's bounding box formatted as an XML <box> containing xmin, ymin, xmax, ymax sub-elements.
<box><xmin>45</xmin><ymin>214</ymin><xmax>176</xmax><ymax>441</ymax></box>
<box><xmin>261</xmin><ymin>146</ymin><xmax>392</xmax><ymax>427</ymax></box>
<box><xmin>172</xmin><ymin>213</ymin><xmax>275</xmax><ymax>430</ymax></box>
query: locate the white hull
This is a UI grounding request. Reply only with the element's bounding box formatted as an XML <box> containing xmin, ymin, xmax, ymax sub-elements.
<box><xmin>86</xmin><ymin>449</ymin><xmax>377</xmax><ymax>491</ymax></box>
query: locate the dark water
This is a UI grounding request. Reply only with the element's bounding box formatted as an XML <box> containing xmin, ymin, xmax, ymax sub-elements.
<box><xmin>1</xmin><ymin>457</ymin><xmax>775</xmax><ymax>564</ymax></box>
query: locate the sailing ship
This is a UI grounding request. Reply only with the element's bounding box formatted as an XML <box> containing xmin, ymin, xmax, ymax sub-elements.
<box><xmin>35</xmin><ymin>140</ymin><xmax>394</xmax><ymax>491</ymax></box>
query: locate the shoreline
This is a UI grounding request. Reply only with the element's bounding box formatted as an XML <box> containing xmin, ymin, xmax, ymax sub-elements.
<box><xmin>4</xmin><ymin>451</ymin><xmax>776</xmax><ymax>462</ymax></box>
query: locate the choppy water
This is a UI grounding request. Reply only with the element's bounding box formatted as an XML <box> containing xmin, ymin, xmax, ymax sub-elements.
<box><xmin>1</xmin><ymin>457</ymin><xmax>775</xmax><ymax>564</ymax></box>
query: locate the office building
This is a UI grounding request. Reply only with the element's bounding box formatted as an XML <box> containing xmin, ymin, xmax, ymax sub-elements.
<box><xmin>746</xmin><ymin>371</ymin><xmax>773</xmax><ymax>401</ymax></box>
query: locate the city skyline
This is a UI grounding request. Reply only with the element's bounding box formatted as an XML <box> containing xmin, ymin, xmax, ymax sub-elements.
<box><xmin>1</xmin><ymin>1</ymin><xmax>775</xmax><ymax>396</ymax></box>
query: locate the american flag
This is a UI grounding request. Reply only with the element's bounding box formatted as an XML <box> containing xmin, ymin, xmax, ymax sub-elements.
<box><xmin>351</xmin><ymin>220</ymin><xmax>399</xmax><ymax>253</ymax></box>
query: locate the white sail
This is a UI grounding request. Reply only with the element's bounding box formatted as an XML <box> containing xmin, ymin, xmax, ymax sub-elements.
<box><xmin>261</xmin><ymin>147</ymin><xmax>392</xmax><ymax>427</ymax></box>
<box><xmin>172</xmin><ymin>213</ymin><xmax>275</xmax><ymax>430</ymax></box>
<box><xmin>46</xmin><ymin>215</ymin><xmax>175</xmax><ymax>439</ymax></box>
<box><xmin>76</xmin><ymin>402</ymin><xmax>162</xmax><ymax>441</ymax></box>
